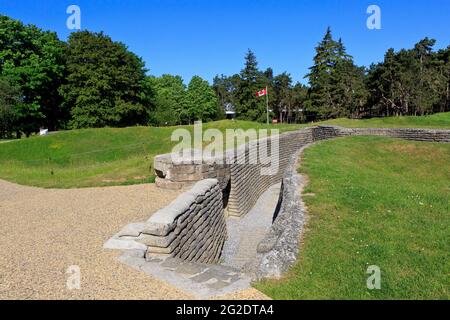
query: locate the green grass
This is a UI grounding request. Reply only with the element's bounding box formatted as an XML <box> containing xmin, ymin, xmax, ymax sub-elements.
<box><xmin>0</xmin><ymin>120</ymin><xmax>301</xmax><ymax>188</ymax></box>
<box><xmin>255</xmin><ymin>136</ymin><xmax>450</xmax><ymax>299</ymax></box>
<box><xmin>319</xmin><ymin>112</ymin><xmax>450</xmax><ymax>128</ymax></box>
<box><xmin>0</xmin><ymin>112</ymin><xmax>448</xmax><ymax>188</ymax></box>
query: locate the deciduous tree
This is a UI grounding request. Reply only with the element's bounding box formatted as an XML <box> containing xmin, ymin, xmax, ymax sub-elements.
<box><xmin>185</xmin><ymin>76</ymin><xmax>218</xmax><ymax>123</ymax></box>
<box><xmin>0</xmin><ymin>15</ymin><xmax>66</xmax><ymax>135</ymax></box>
<box><xmin>61</xmin><ymin>31</ymin><xmax>148</xmax><ymax>128</ymax></box>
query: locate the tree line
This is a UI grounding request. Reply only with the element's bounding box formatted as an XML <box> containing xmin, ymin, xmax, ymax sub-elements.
<box><xmin>0</xmin><ymin>15</ymin><xmax>219</xmax><ymax>137</ymax></box>
<box><xmin>214</xmin><ymin>27</ymin><xmax>449</xmax><ymax>122</ymax></box>
<box><xmin>0</xmin><ymin>15</ymin><xmax>448</xmax><ymax>138</ymax></box>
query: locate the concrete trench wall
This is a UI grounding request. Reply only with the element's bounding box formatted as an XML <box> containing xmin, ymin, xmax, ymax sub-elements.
<box><xmin>153</xmin><ymin>126</ymin><xmax>450</xmax><ymax>220</ymax></box>
<box><xmin>224</xmin><ymin>126</ymin><xmax>450</xmax><ymax>217</ymax></box>
<box><xmin>227</xmin><ymin>128</ymin><xmax>314</xmax><ymax>217</ymax></box>
<box><xmin>254</xmin><ymin>126</ymin><xmax>450</xmax><ymax>278</ymax></box>
<box><xmin>255</xmin><ymin>149</ymin><xmax>306</xmax><ymax>279</ymax></box>
<box><xmin>154</xmin><ymin>126</ymin><xmax>450</xmax><ymax>215</ymax></box>
<box><xmin>313</xmin><ymin>126</ymin><xmax>450</xmax><ymax>142</ymax></box>
<box><xmin>148</xmin><ymin>125</ymin><xmax>450</xmax><ymax>266</ymax></box>
<box><xmin>142</xmin><ymin>179</ymin><xmax>227</xmax><ymax>264</ymax></box>
<box><xmin>154</xmin><ymin>155</ymin><xmax>230</xmax><ymax>191</ymax></box>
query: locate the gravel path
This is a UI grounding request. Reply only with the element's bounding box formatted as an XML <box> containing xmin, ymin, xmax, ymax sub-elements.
<box><xmin>0</xmin><ymin>179</ymin><xmax>268</xmax><ymax>300</ymax></box>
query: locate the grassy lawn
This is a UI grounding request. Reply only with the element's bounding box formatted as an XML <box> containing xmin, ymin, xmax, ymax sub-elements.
<box><xmin>0</xmin><ymin>112</ymin><xmax>448</xmax><ymax>188</ymax></box>
<box><xmin>0</xmin><ymin>120</ymin><xmax>301</xmax><ymax>188</ymax></box>
<box><xmin>256</xmin><ymin>136</ymin><xmax>450</xmax><ymax>299</ymax></box>
<box><xmin>320</xmin><ymin>112</ymin><xmax>450</xmax><ymax>128</ymax></box>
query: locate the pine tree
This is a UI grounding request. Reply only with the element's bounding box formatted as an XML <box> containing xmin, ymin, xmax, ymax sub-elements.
<box><xmin>332</xmin><ymin>39</ymin><xmax>368</xmax><ymax>118</ymax></box>
<box><xmin>366</xmin><ymin>39</ymin><xmax>449</xmax><ymax>117</ymax></box>
<box><xmin>412</xmin><ymin>38</ymin><xmax>442</xmax><ymax>115</ymax></box>
<box><xmin>435</xmin><ymin>46</ymin><xmax>450</xmax><ymax>113</ymax></box>
<box><xmin>241</xmin><ymin>49</ymin><xmax>259</xmax><ymax>82</ymax></box>
<box><xmin>306</xmin><ymin>27</ymin><xmax>340</xmax><ymax>118</ymax></box>
<box><xmin>306</xmin><ymin>28</ymin><xmax>367</xmax><ymax>119</ymax></box>
<box><xmin>273</xmin><ymin>72</ymin><xmax>293</xmax><ymax>122</ymax></box>
<box><xmin>234</xmin><ymin>49</ymin><xmax>267</xmax><ymax>121</ymax></box>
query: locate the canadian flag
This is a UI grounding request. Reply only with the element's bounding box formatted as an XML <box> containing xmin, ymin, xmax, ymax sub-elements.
<box><xmin>256</xmin><ymin>88</ymin><xmax>267</xmax><ymax>97</ymax></box>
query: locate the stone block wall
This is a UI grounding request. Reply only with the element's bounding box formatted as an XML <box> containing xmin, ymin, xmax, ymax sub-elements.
<box><xmin>312</xmin><ymin>125</ymin><xmax>350</xmax><ymax>140</ymax></box>
<box><xmin>227</xmin><ymin>128</ymin><xmax>314</xmax><ymax>217</ymax></box>
<box><xmin>313</xmin><ymin>125</ymin><xmax>450</xmax><ymax>142</ymax></box>
<box><xmin>256</xmin><ymin>149</ymin><xmax>306</xmax><ymax>279</ymax></box>
<box><xmin>153</xmin><ymin>125</ymin><xmax>450</xmax><ymax>218</ymax></box>
<box><xmin>350</xmin><ymin>127</ymin><xmax>450</xmax><ymax>142</ymax></box>
<box><xmin>154</xmin><ymin>153</ymin><xmax>230</xmax><ymax>190</ymax></box>
<box><xmin>222</xmin><ymin>125</ymin><xmax>450</xmax><ymax>217</ymax></box>
<box><xmin>144</xmin><ymin>125</ymin><xmax>449</xmax><ymax>267</ymax></box>
<box><xmin>142</xmin><ymin>179</ymin><xmax>227</xmax><ymax>264</ymax></box>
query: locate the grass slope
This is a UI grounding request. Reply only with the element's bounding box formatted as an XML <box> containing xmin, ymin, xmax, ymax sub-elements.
<box><xmin>0</xmin><ymin>112</ymin><xmax>448</xmax><ymax>188</ymax></box>
<box><xmin>320</xmin><ymin>112</ymin><xmax>450</xmax><ymax>128</ymax></box>
<box><xmin>0</xmin><ymin>120</ymin><xmax>301</xmax><ymax>188</ymax></box>
<box><xmin>256</xmin><ymin>136</ymin><xmax>450</xmax><ymax>299</ymax></box>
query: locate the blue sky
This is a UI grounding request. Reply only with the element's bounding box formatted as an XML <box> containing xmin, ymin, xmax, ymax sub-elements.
<box><xmin>1</xmin><ymin>0</ymin><xmax>449</xmax><ymax>84</ymax></box>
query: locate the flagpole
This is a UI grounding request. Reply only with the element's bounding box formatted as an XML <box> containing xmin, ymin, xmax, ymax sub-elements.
<box><xmin>266</xmin><ymin>85</ymin><xmax>269</xmax><ymax>125</ymax></box>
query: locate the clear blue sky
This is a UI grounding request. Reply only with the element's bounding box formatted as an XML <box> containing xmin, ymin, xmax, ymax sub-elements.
<box><xmin>1</xmin><ymin>0</ymin><xmax>449</xmax><ymax>84</ymax></box>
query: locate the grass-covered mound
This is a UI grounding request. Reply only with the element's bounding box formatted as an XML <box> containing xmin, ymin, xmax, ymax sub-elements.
<box><xmin>0</xmin><ymin>112</ymin><xmax>448</xmax><ymax>188</ymax></box>
<box><xmin>320</xmin><ymin>111</ymin><xmax>450</xmax><ymax>128</ymax></box>
<box><xmin>0</xmin><ymin>120</ymin><xmax>301</xmax><ymax>188</ymax></box>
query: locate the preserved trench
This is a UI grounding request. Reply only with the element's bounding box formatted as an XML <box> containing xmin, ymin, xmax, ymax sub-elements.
<box><xmin>105</xmin><ymin>125</ymin><xmax>450</xmax><ymax>298</ymax></box>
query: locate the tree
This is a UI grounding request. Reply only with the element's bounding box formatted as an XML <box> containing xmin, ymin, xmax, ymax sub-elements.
<box><xmin>0</xmin><ymin>78</ymin><xmax>22</xmax><ymax>138</ymax></box>
<box><xmin>435</xmin><ymin>46</ymin><xmax>450</xmax><ymax>113</ymax></box>
<box><xmin>60</xmin><ymin>31</ymin><xmax>148</xmax><ymax>128</ymax></box>
<box><xmin>234</xmin><ymin>49</ymin><xmax>268</xmax><ymax>121</ymax></box>
<box><xmin>366</xmin><ymin>39</ymin><xmax>449</xmax><ymax>117</ymax></box>
<box><xmin>366</xmin><ymin>49</ymin><xmax>400</xmax><ymax>116</ymax></box>
<box><xmin>272</xmin><ymin>72</ymin><xmax>293</xmax><ymax>122</ymax></box>
<box><xmin>330</xmin><ymin>39</ymin><xmax>368</xmax><ymax>118</ymax></box>
<box><xmin>291</xmin><ymin>83</ymin><xmax>309</xmax><ymax>122</ymax></box>
<box><xmin>412</xmin><ymin>38</ymin><xmax>445</xmax><ymax>115</ymax></box>
<box><xmin>146</xmin><ymin>74</ymin><xmax>187</xmax><ymax>126</ymax></box>
<box><xmin>306</xmin><ymin>28</ymin><xmax>368</xmax><ymax>119</ymax></box>
<box><xmin>212</xmin><ymin>74</ymin><xmax>240</xmax><ymax>118</ymax></box>
<box><xmin>0</xmin><ymin>15</ymin><xmax>66</xmax><ymax>135</ymax></box>
<box><xmin>305</xmin><ymin>27</ymin><xmax>339</xmax><ymax>119</ymax></box>
<box><xmin>185</xmin><ymin>76</ymin><xmax>218</xmax><ymax>123</ymax></box>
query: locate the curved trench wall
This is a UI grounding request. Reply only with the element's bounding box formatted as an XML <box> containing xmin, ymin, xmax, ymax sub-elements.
<box><xmin>254</xmin><ymin>125</ymin><xmax>450</xmax><ymax>278</ymax></box>
<box><xmin>143</xmin><ymin>179</ymin><xmax>226</xmax><ymax>264</ymax></box>
<box><xmin>313</xmin><ymin>125</ymin><xmax>450</xmax><ymax>142</ymax></box>
<box><xmin>255</xmin><ymin>149</ymin><xmax>305</xmax><ymax>279</ymax></box>
<box><xmin>228</xmin><ymin>125</ymin><xmax>450</xmax><ymax>217</ymax></box>
<box><xmin>148</xmin><ymin>125</ymin><xmax>449</xmax><ymax>266</ymax></box>
<box><xmin>227</xmin><ymin>128</ymin><xmax>314</xmax><ymax>217</ymax></box>
<box><xmin>155</xmin><ymin>126</ymin><xmax>450</xmax><ymax>218</ymax></box>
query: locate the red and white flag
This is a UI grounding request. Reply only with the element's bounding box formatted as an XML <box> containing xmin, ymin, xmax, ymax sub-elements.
<box><xmin>256</xmin><ymin>88</ymin><xmax>267</xmax><ymax>97</ymax></box>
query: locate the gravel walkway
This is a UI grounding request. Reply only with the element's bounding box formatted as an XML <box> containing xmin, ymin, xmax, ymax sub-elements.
<box><xmin>0</xmin><ymin>179</ymin><xmax>268</xmax><ymax>300</ymax></box>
